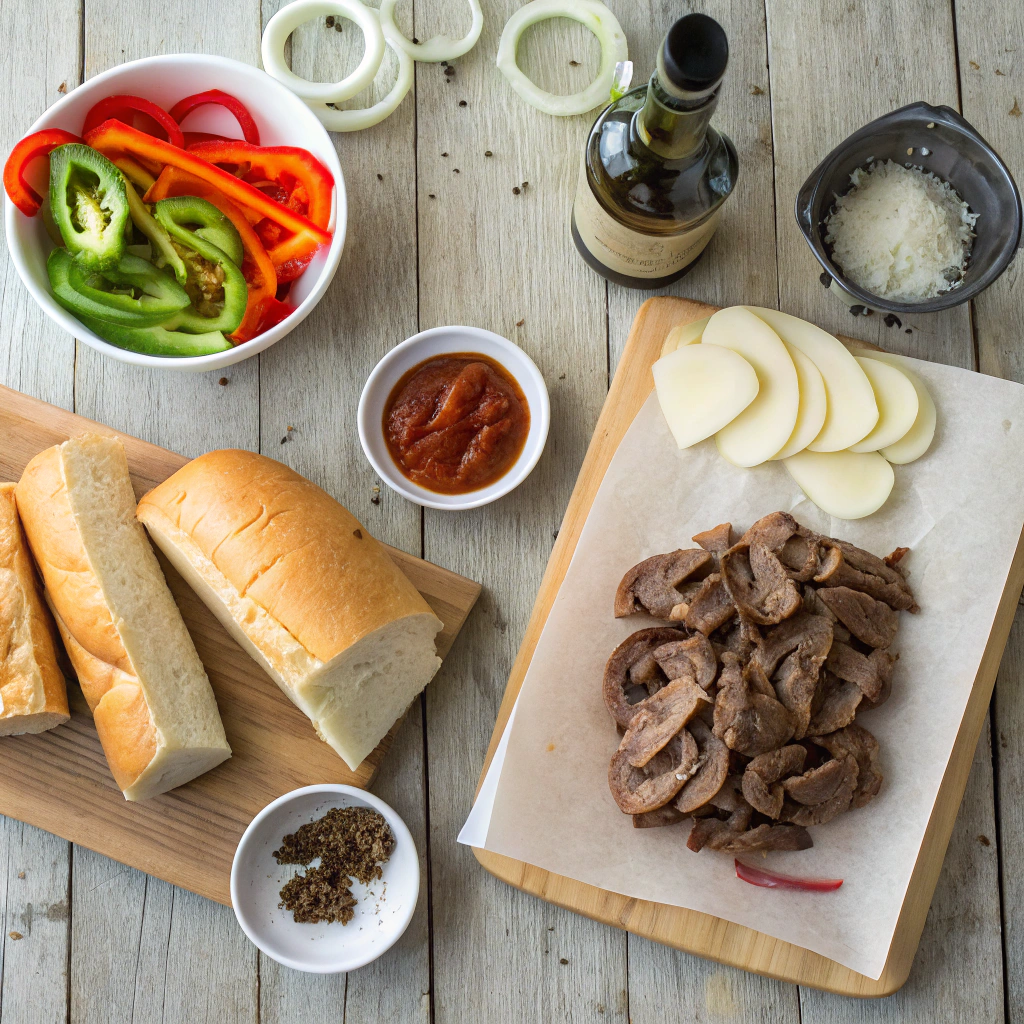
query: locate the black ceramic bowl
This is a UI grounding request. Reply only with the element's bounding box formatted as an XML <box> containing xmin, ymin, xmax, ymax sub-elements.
<box><xmin>795</xmin><ymin>101</ymin><xmax>1022</xmax><ymax>315</ymax></box>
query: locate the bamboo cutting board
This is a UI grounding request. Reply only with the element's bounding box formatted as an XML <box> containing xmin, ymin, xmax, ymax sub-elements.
<box><xmin>0</xmin><ymin>383</ymin><xmax>480</xmax><ymax>906</ymax></box>
<box><xmin>473</xmin><ymin>296</ymin><xmax>1024</xmax><ymax>997</ymax></box>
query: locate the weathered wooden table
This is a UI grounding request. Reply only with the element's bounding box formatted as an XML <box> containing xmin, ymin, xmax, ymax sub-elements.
<box><xmin>1</xmin><ymin>0</ymin><xmax>1020</xmax><ymax>1020</ymax></box>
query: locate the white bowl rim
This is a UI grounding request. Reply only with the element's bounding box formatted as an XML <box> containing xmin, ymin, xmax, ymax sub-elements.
<box><xmin>3</xmin><ymin>52</ymin><xmax>346</xmax><ymax>373</ymax></box>
<box><xmin>357</xmin><ymin>326</ymin><xmax>551</xmax><ymax>511</ymax></box>
<box><xmin>230</xmin><ymin>783</ymin><xmax>420</xmax><ymax>974</ymax></box>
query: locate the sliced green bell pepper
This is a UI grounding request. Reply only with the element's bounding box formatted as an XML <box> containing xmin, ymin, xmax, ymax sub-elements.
<box><xmin>74</xmin><ymin>311</ymin><xmax>233</xmax><ymax>357</ymax></box>
<box><xmin>123</xmin><ymin>179</ymin><xmax>187</xmax><ymax>285</ymax></box>
<box><xmin>48</xmin><ymin>248</ymin><xmax>191</xmax><ymax>328</ymax></box>
<box><xmin>154</xmin><ymin>197</ymin><xmax>247</xmax><ymax>335</ymax></box>
<box><xmin>153</xmin><ymin>195</ymin><xmax>244</xmax><ymax>267</ymax></box>
<box><xmin>49</xmin><ymin>144</ymin><xmax>129</xmax><ymax>269</ymax></box>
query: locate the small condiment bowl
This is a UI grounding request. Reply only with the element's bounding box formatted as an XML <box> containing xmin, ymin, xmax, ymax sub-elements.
<box><xmin>230</xmin><ymin>784</ymin><xmax>419</xmax><ymax>974</ymax></box>
<box><xmin>795</xmin><ymin>101</ymin><xmax>1022</xmax><ymax>315</ymax></box>
<box><xmin>358</xmin><ymin>325</ymin><xmax>551</xmax><ymax>511</ymax></box>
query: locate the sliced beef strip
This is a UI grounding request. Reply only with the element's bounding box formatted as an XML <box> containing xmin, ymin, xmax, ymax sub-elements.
<box><xmin>885</xmin><ymin>546</ymin><xmax>910</xmax><ymax>569</ymax></box>
<box><xmin>721</xmin><ymin>542</ymin><xmax>802</xmax><ymax>626</ymax></box>
<box><xmin>683</xmin><ymin>574</ymin><xmax>736</xmax><ymax>635</ymax></box>
<box><xmin>674</xmin><ymin>718</ymin><xmax>730</xmax><ymax>814</ymax></box>
<box><xmin>708</xmin><ymin>773</ymin><xmax>747</xmax><ymax>813</ymax></box>
<box><xmin>632</xmin><ymin>805</ymin><xmax>686</xmax><ymax>828</ymax></box>
<box><xmin>603</xmin><ymin>627</ymin><xmax>686</xmax><ymax>728</ymax></box>
<box><xmin>742</xmin><ymin>745</ymin><xmax>807</xmax><ymax>818</ymax></box>
<box><xmin>816</xmin><ymin>587</ymin><xmax>899</xmax><ymax>649</ymax></box>
<box><xmin>813</xmin><ymin>723</ymin><xmax>882</xmax><ymax>808</ymax></box>
<box><xmin>653</xmin><ymin>634</ymin><xmax>718</xmax><ymax>690</ymax></box>
<box><xmin>614</xmin><ymin>549</ymin><xmax>713</xmax><ymax>620</ymax></box>
<box><xmin>826</xmin><ymin>641</ymin><xmax>895</xmax><ymax>704</ymax></box>
<box><xmin>712</xmin><ymin>621</ymin><xmax>757</xmax><ymax>662</ymax></box>
<box><xmin>713</xmin><ymin>653</ymin><xmax>795</xmax><ymax>757</ymax></box>
<box><xmin>609</xmin><ymin>723</ymin><xmax>702</xmax><ymax>814</ymax></box>
<box><xmin>687</xmin><ymin>804</ymin><xmax>812</xmax><ymax>853</ymax></box>
<box><xmin>738</xmin><ymin>511</ymin><xmax>826</xmax><ymax>583</ymax></box>
<box><xmin>814</xmin><ymin>538</ymin><xmax>918</xmax><ymax>612</ymax></box>
<box><xmin>806</xmin><ymin>670</ymin><xmax>863</xmax><ymax>736</ymax></box>
<box><xmin>802</xmin><ymin>587</ymin><xmax>852</xmax><ymax>642</ymax></box>
<box><xmin>693</xmin><ymin>523</ymin><xmax>734</xmax><ymax>562</ymax></box>
<box><xmin>752</xmin><ymin>612</ymin><xmax>833</xmax><ymax>739</ymax></box>
<box><xmin>618</xmin><ymin>678</ymin><xmax>711</xmax><ymax>769</ymax></box>
<box><xmin>780</xmin><ymin>754</ymin><xmax>858</xmax><ymax>826</ymax></box>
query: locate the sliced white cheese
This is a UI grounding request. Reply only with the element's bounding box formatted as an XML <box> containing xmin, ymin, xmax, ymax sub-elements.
<box><xmin>849</xmin><ymin>356</ymin><xmax>920</xmax><ymax>452</ymax></box>
<box><xmin>772</xmin><ymin>343</ymin><xmax>828</xmax><ymax>460</ymax></box>
<box><xmin>703</xmin><ymin>307</ymin><xmax>800</xmax><ymax>467</ymax></box>
<box><xmin>784</xmin><ymin>450</ymin><xmax>894</xmax><ymax>520</ymax></box>
<box><xmin>744</xmin><ymin>306</ymin><xmax>878</xmax><ymax>451</ymax></box>
<box><xmin>652</xmin><ymin>342</ymin><xmax>759</xmax><ymax>450</ymax></box>
<box><xmin>661</xmin><ymin>316</ymin><xmax>711</xmax><ymax>358</ymax></box>
<box><xmin>854</xmin><ymin>350</ymin><xmax>937</xmax><ymax>464</ymax></box>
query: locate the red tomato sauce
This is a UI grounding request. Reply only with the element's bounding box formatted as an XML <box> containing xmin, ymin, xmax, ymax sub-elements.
<box><xmin>383</xmin><ymin>353</ymin><xmax>530</xmax><ymax>494</ymax></box>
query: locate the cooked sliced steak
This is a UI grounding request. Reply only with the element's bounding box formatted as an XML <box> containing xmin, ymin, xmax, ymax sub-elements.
<box><xmin>781</xmin><ymin>754</ymin><xmax>858</xmax><ymax>826</ymax></box>
<box><xmin>614</xmin><ymin>549</ymin><xmax>713</xmax><ymax>619</ymax></box>
<box><xmin>674</xmin><ymin>718</ymin><xmax>730</xmax><ymax>814</ymax></box>
<box><xmin>603</xmin><ymin>627</ymin><xmax>686</xmax><ymax>728</ymax></box>
<box><xmin>609</xmin><ymin>724</ymin><xmax>702</xmax><ymax>814</ymax></box>
<box><xmin>618</xmin><ymin>678</ymin><xmax>710</xmax><ymax>769</ymax></box>
<box><xmin>742</xmin><ymin>745</ymin><xmax>807</xmax><ymax>818</ymax></box>
<box><xmin>817</xmin><ymin>587</ymin><xmax>899</xmax><ymax>648</ymax></box>
<box><xmin>653</xmin><ymin>634</ymin><xmax>718</xmax><ymax>690</ymax></box>
<box><xmin>688</xmin><ymin>807</ymin><xmax>813</xmax><ymax>852</ymax></box>
<box><xmin>633</xmin><ymin>805</ymin><xmax>686</xmax><ymax>828</ymax></box>
<box><xmin>684</xmin><ymin>574</ymin><xmax>736</xmax><ymax>634</ymax></box>
<box><xmin>806</xmin><ymin>670</ymin><xmax>862</xmax><ymax>735</ymax></box>
<box><xmin>713</xmin><ymin>653</ymin><xmax>795</xmax><ymax>756</ymax></box>
<box><xmin>721</xmin><ymin>542</ymin><xmax>802</xmax><ymax>625</ymax></box>
<box><xmin>693</xmin><ymin>523</ymin><xmax>734</xmax><ymax>562</ymax></box>
<box><xmin>814</xmin><ymin>537</ymin><xmax>918</xmax><ymax>612</ymax></box>
<box><xmin>814</xmin><ymin>723</ymin><xmax>882</xmax><ymax>808</ymax></box>
<box><xmin>826</xmin><ymin>641</ymin><xmax>895</xmax><ymax>704</ymax></box>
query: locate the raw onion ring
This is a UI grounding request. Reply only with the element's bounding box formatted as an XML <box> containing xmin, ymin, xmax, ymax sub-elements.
<box><xmin>262</xmin><ymin>0</ymin><xmax>386</xmax><ymax>105</ymax></box>
<box><xmin>379</xmin><ymin>0</ymin><xmax>483</xmax><ymax>63</ymax></box>
<box><xmin>308</xmin><ymin>12</ymin><xmax>415</xmax><ymax>132</ymax></box>
<box><xmin>496</xmin><ymin>0</ymin><xmax>628</xmax><ymax>116</ymax></box>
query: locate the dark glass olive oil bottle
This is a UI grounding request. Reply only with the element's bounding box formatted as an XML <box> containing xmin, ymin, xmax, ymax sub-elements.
<box><xmin>571</xmin><ymin>13</ymin><xmax>738</xmax><ymax>288</ymax></box>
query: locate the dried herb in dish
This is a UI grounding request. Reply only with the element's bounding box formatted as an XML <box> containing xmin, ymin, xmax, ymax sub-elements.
<box><xmin>274</xmin><ymin>806</ymin><xmax>395</xmax><ymax>925</ymax></box>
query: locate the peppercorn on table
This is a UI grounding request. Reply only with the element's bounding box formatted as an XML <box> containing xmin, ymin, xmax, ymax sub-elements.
<box><xmin>1</xmin><ymin>0</ymin><xmax>1021</xmax><ymax>1021</ymax></box>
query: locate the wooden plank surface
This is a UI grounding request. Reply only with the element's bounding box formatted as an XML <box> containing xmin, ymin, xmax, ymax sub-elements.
<box><xmin>0</xmin><ymin>384</ymin><xmax>478</xmax><ymax>908</ymax></box>
<box><xmin>1</xmin><ymin>0</ymin><xmax>1020</xmax><ymax>1018</ymax></box>
<box><xmin>473</xmin><ymin>295</ymin><xmax>1024</xmax><ymax>997</ymax></box>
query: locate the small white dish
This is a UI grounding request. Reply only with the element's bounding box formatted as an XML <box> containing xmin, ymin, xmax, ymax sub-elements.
<box><xmin>4</xmin><ymin>53</ymin><xmax>346</xmax><ymax>372</ymax></box>
<box><xmin>358</xmin><ymin>325</ymin><xmax>550</xmax><ymax>510</ymax></box>
<box><xmin>230</xmin><ymin>785</ymin><xmax>418</xmax><ymax>974</ymax></box>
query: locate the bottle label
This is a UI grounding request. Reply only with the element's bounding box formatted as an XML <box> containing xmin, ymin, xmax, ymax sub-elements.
<box><xmin>572</xmin><ymin>167</ymin><xmax>720</xmax><ymax>279</ymax></box>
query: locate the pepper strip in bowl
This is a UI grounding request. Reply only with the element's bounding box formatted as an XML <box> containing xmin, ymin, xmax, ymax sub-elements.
<box><xmin>169</xmin><ymin>89</ymin><xmax>261</xmax><ymax>146</ymax></box>
<box><xmin>3</xmin><ymin>129</ymin><xmax>81</xmax><ymax>216</ymax></box>
<box><xmin>82</xmin><ymin>95</ymin><xmax>186</xmax><ymax>148</ymax></box>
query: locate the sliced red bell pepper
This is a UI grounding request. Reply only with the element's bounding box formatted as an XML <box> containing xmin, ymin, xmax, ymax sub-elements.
<box><xmin>83</xmin><ymin>95</ymin><xmax>185</xmax><ymax>149</ymax></box>
<box><xmin>169</xmin><ymin>90</ymin><xmax>261</xmax><ymax>147</ymax></box>
<box><xmin>85</xmin><ymin>121</ymin><xmax>332</xmax><ymax>262</ymax></box>
<box><xmin>186</xmin><ymin>140</ymin><xmax>333</xmax><ymax>229</ymax></box>
<box><xmin>734</xmin><ymin>860</ymin><xmax>843</xmax><ymax>892</ymax></box>
<box><xmin>257</xmin><ymin>296</ymin><xmax>295</xmax><ymax>334</ymax></box>
<box><xmin>145</xmin><ymin>166</ymin><xmax>279</xmax><ymax>343</ymax></box>
<box><xmin>3</xmin><ymin>128</ymin><xmax>81</xmax><ymax>216</ymax></box>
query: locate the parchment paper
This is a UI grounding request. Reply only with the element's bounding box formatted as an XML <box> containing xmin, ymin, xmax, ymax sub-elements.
<box><xmin>470</xmin><ymin>356</ymin><xmax>1024</xmax><ymax>980</ymax></box>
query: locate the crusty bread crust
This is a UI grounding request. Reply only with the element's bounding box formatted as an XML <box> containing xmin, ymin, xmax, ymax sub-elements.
<box><xmin>16</xmin><ymin>436</ymin><xmax>230</xmax><ymax>798</ymax></box>
<box><xmin>0</xmin><ymin>484</ymin><xmax>69</xmax><ymax>735</ymax></box>
<box><xmin>137</xmin><ymin>450</ymin><xmax>437</xmax><ymax>662</ymax></box>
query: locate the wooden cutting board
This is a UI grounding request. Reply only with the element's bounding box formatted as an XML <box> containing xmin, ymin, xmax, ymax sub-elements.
<box><xmin>0</xmin><ymin>383</ymin><xmax>480</xmax><ymax>906</ymax></box>
<box><xmin>472</xmin><ymin>296</ymin><xmax>1024</xmax><ymax>997</ymax></box>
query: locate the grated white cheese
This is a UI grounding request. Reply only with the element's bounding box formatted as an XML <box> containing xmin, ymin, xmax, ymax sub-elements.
<box><xmin>824</xmin><ymin>160</ymin><xmax>978</xmax><ymax>301</ymax></box>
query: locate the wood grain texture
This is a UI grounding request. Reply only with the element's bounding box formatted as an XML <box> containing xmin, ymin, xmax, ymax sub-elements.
<box><xmin>764</xmin><ymin>0</ymin><xmax>973</xmax><ymax>369</ymax></box>
<box><xmin>0</xmin><ymin>384</ymin><xmax>478</xmax><ymax>907</ymax></box>
<box><xmin>473</xmin><ymin>295</ymin><xmax>1024</xmax><ymax>996</ymax></box>
<box><xmin>417</xmin><ymin>4</ymin><xmax>629</xmax><ymax>1022</ymax></box>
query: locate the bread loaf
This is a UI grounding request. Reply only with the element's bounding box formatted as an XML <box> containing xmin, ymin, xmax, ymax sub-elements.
<box><xmin>0</xmin><ymin>484</ymin><xmax>69</xmax><ymax>735</ymax></box>
<box><xmin>15</xmin><ymin>435</ymin><xmax>230</xmax><ymax>799</ymax></box>
<box><xmin>136</xmin><ymin>450</ymin><xmax>443</xmax><ymax>770</ymax></box>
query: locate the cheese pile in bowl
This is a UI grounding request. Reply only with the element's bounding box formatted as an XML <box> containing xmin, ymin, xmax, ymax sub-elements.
<box><xmin>654</xmin><ymin>307</ymin><xmax>936</xmax><ymax>519</ymax></box>
<box><xmin>824</xmin><ymin>160</ymin><xmax>978</xmax><ymax>302</ymax></box>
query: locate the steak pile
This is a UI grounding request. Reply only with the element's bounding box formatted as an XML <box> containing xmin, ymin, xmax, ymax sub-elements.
<box><xmin>605</xmin><ymin>512</ymin><xmax>916</xmax><ymax>853</ymax></box>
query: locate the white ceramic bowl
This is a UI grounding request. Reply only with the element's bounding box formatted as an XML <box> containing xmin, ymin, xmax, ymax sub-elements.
<box><xmin>3</xmin><ymin>53</ymin><xmax>346</xmax><ymax>372</ymax></box>
<box><xmin>358</xmin><ymin>326</ymin><xmax>551</xmax><ymax>510</ymax></box>
<box><xmin>230</xmin><ymin>785</ymin><xmax>419</xmax><ymax>973</ymax></box>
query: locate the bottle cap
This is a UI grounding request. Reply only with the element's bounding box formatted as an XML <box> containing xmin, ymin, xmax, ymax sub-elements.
<box><xmin>659</xmin><ymin>13</ymin><xmax>729</xmax><ymax>99</ymax></box>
